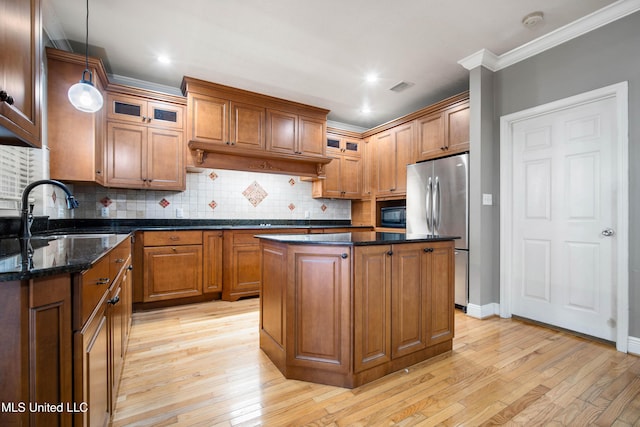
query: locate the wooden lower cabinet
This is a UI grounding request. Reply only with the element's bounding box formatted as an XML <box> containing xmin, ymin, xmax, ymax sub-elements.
<box><xmin>0</xmin><ymin>276</ymin><xmax>73</xmax><ymax>427</ymax></box>
<box><xmin>75</xmin><ymin>296</ymin><xmax>109</xmax><ymax>427</ymax></box>
<box><xmin>74</xmin><ymin>237</ymin><xmax>133</xmax><ymax>427</ymax></box>
<box><xmin>203</xmin><ymin>231</ymin><xmax>223</xmax><ymax>293</ymax></box>
<box><xmin>260</xmin><ymin>239</ymin><xmax>455</xmax><ymax>388</ymax></box>
<box><xmin>355</xmin><ymin>241</ymin><xmax>455</xmax><ymax>370</ymax></box>
<box><xmin>141</xmin><ymin>231</ymin><xmax>204</xmax><ymax>303</ymax></box>
<box><xmin>222</xmin><ymin>228</ymin><xmax>305</xmax><ymax>301</ymax></box>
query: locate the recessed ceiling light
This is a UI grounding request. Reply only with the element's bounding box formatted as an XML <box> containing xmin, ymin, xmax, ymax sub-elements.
<box><xmin>158</xmin><ymin>55</ymin><xmax>171</xmax><ymax>64</ymax></box>
<box><xmin>365</xmin><ymin>73</ymin><xmax>378</xmax><ymax>83</ymax></box>
<box><xmin>361</xmin><ymin>106</ymin><xmax>372</xmax><ymax>114</ymax></box>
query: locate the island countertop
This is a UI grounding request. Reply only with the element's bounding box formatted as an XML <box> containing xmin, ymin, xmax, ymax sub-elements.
<box><xmin>255</xmin><ymin>231</ymin><xmax>459</xmax><ymax>245</ymax></box>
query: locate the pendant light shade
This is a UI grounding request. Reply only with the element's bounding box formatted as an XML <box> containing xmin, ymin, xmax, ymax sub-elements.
<box><xmin>68</xmin><ymin>0</ymin><xmax>103</xmax><ymax>113</ymax></box>
<box><xmin>68</xmin><ymin>70</ymin><xmax>103</xmax><ymax>112</ymax></box>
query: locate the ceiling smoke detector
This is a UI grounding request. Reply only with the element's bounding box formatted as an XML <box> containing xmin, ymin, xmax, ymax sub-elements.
<box><xmin>522</xmin><ymin>11</ymin><xmax>544</xmax><ymax>29</ymax></box>
<box><xmin>389</xmin><ymin>81</ymin><xmax>414</xmax><ymax>93</ymax></box>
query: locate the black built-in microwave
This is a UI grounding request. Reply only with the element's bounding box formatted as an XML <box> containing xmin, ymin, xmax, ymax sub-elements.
<box><xmin>380</xmin><ymin>206</ymin><xmax>406</xmax><ymax>228</ymax></box>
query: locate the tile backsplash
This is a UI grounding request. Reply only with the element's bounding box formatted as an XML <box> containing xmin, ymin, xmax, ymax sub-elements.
<box><xmin>64</xmin><ymin>169</ymin><xmax>350</xmax><ymax>220</ymax></box>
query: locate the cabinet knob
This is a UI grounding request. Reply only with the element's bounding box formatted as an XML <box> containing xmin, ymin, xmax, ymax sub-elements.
<box><xmin>171</xmin><ymin>247</ymin><xmax>177</xmax><ymax>252</ymax></box>
<box><xmin>107</xmin><ymin>295</ymin><xmax>120</xmax><ymax>305</ymax></box>
<box><xmin>341</xmin><ymin>253</ymin><xmax>348</xmax><ymax>259</ymax></box>
<box><xmin>127</xmin><ymin>265</ymin><xmax>133</xmax><ymax>271</ymax></box>
<box><xmin>96</xmin><ymin>277</ymin><xmax>110</xmax><ymax>285</ymax></box>
<box><xmin>0</xmin><ymin>90</ymin><xmax>15</xmax><ymax>105</ymax></box>
<box><xmin>423</xmin><ymin>247</ymin><xmax>434</xmax><ymax>253</ymax></box>
<box><xmin>386</xmin><ymin>250</ymin><xmax>393</xmax><ymax>256</ymax></box>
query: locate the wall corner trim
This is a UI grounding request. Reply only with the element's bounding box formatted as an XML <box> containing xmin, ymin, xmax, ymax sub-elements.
<box><xmin>458</xmin><ymin>0</ymin><xmax>640</xmax><ymax>71</ymax></box>
<box><xmin>628</xmin><ymin>336</ymin><xmax>640</xmax><ymax>356</ymax></box>
<box><xmin>466</xmin><ymin>303</ymin><xmax>500</xmax><ymax>319</ymax></box>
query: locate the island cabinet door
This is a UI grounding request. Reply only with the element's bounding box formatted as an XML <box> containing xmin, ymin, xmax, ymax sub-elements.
<box><xmin>354</xmin><ymin>245</ymin><xmax>392</xmax><ymax>373</ymax></box>
<box><xmin>390</xmin><ymin>243</ymin><xmax>429</xmax><ymax>359</ymax></box>
<box><xmin>287</xmin><ymin>245</ymin><xmax>351</xmax><ymax>375</ymax></box>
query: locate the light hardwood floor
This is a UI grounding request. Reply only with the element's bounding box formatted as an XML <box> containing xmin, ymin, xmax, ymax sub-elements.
<box><xmin>112</xmin><ymin>298</ymin><xmax>640</xmax><ymax>426</ymax></box>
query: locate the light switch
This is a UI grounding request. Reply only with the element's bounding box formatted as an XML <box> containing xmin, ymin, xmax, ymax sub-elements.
<box><xmin>482</xmin><ymin>193</ymin><xmax>493</xmax><ymax>206</ymax></box>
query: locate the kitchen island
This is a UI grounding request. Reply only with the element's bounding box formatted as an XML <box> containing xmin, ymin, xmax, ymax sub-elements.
<box><xmin>256</xmin><ymin>232</ymin><xmax>457</xmax><ymax>388</ymax></box>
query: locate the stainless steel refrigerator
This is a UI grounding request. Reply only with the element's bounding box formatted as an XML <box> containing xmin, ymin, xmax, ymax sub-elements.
<box><xmin>406</xmin><ymin>153</ymin><xmax>469</xmax><ymax>308</ymax></box>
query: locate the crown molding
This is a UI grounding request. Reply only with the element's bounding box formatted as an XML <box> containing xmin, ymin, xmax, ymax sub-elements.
<box><xmin>458</xmin><ymin>0</ymin><xmax>640</xmax><ymax>71</ymax></box>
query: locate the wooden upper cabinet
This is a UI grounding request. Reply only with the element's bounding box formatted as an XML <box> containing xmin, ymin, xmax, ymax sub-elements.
<box><xmin>105</xmin><ymin>92</ymin><xmax>185</xmax><ymax>190</ymax></box>
<box><xmin>188</xmin><ymin>94</ymin><xmax>228</xmax><ymax>145</ymax></box>
<box><xmin>266</xmin><ymin>109</ymin><xmax>297</xmax><ymax>154</ymax></box>
<box><xmin>445</xmin><ymin>102</ymin><xmax>470</xmax><ymax>153</ymax></box>
<box><xmin>230</xmin><ymin>101</ymin><xmax>265</xmax><ymax>150</ymax></box>
<box><xmin>298</xmin><ymin>115</ymin><xmax>326</xmax><ymax>157</ymax></box>
<box><xmin>415</xmin><ymin>111</ymin><xmax>445</xmax><ymax>160</ymax></box>
<box><xmin>415</xmin><ymin>100</ymin><xmax>469</xmax><ymax>162</ymax></box>
<box><xmin>0</xmin><ymin>0</ymin><xmax>42</xmax><ymax>147</ymax></box>
<box><xmin>375</xmin><ymin>123</ymin><xmax>412</xmax><ymax>198</ymax></box>
<box><xmin>266</xmin><ymin>111</ymin><xmax>325</xmax><ymax>158</ymax></box>
<box><xmin>47</xmin><ymin>48</ymin><xmax>107</xmax><ymax>184</ymax></box>
<box><xmin>107</xmin><ymin>93</ymin><xmax>184</xmax><ymax>130</ymax></box>
<box><xmin>313</xmin><ymin>133</ymin><xmax>362</xmax><ymax>199</ymax></box>
<box><xmin>105</xmin><ymin>119</ymin><xmax>184</xmax><ymax>190</ymax></box>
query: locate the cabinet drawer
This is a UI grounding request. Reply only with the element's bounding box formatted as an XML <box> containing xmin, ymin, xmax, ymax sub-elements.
<box><xmin>143</xmin><ymin>231</ymin><xmax>202</xmax><ymax>246</ymax></box>
<box><xmin>232</xmin><ymin>229</ymin><xmax>305</xmax><ymax>245</ymax></box>
<box><xmin>77</xmin><ymin>256</ymin><xmax>111</xmax><ymax>329</ymax></box>
<box><xmin>109</xmin><ymin>238</ymin><xmax>131</xmax><ymax>280</ymax></box>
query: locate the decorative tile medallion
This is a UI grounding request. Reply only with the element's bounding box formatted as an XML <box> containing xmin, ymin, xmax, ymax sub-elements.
<box><xmin>100</xmin><ymin>197</ymin><xmax>112</xmax><ymax>207</ymax></box>
<box><xmin>208</xmin><ymin>171</ymin><xmax>218</xmax><ymax>181</ymax></box>
<box><xmin>321</xmin><ymin>204</ymin><xmax>328</xmax><ymax>212</ymax></box>
<box><xmin>51</xmin><ymin>190</ymin><xmax>57</xmax><ymax>204</ymax></box>
<box><xmin>288</xmin><ymin>203</ymin><xmax>296</xmax><ymax>211</ymax></box>
<box><xmin>288</xmin><ymin>178</ymin><xmax>296</xmax><ymax>186</ymax></box>
<box><xmin>208</xmin><ymin>200</ymin><xmax>217</xmax><ymax>210</ymax></box>
<box><xmin>159</xmin><ymin>198</ymin><xmax>170</xmax><ymax>208</ymax></box>
<box><xmin>242</xmin><ymin>181</ymin><xmax>268</xmax><ymax>207</ymax></box>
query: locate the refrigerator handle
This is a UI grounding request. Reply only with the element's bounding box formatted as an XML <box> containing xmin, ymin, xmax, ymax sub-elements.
<box><xmin>426</xmin><ymin>177</ymin><xmax>432</xmax><ymax>233</ymax></box>
<box><xmin>434</xmin><ymin>176</ymin><xmax>441</xmax><ymax>233</ymax></box>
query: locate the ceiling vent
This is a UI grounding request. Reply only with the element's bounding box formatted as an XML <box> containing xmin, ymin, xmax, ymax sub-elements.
<box><xmin>389</xmin><ymin>81</ymin><xmax>414</xmax><ymax>93</ymax></box>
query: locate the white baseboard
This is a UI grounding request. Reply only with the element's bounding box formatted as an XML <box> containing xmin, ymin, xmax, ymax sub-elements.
<box><xmin>628</xmin><ymin>336</ymin><xmax>640</xmax><ymax>356</ymax></box>
<box><xmin>466</xmin><ymin>303</ymin><xmax>500</xmax><ymax>319</ymax></box>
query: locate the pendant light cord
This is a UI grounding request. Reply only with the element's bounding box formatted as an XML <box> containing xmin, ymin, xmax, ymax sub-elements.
<box><xmin>84</xmin><ymin>0</ymin><xmax>89</xmax><ymax>70</ymax></box>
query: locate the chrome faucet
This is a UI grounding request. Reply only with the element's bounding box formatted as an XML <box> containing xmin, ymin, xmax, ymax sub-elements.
<box><xmin>20</xmin><ymin>179</ymin><xmax>79</xmax><ymax>239</ymax></box>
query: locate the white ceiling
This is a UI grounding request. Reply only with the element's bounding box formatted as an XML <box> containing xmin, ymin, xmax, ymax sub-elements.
<box><xmin>44</xmin><ymin>0</ymin><xmax>616</xmax><ymax>129</ymax></box>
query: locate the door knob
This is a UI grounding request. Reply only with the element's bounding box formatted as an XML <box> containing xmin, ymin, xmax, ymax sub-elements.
<box><xmin>601</xmin><ymin>228</ymin><xmax>615</xmax><ymax>237</ymax></box>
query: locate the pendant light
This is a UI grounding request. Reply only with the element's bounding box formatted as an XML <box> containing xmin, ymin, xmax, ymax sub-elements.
<box><xmin>68</xmin><ymin>0</ymin><xmax>103</xmax><ymax>113</ymax></box>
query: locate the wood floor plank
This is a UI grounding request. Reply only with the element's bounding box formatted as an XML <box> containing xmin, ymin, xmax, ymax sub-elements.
<box><xmin>111</xmin><ymin>299</ymin><xmax>640</xmax><ymax>426</ymax></box>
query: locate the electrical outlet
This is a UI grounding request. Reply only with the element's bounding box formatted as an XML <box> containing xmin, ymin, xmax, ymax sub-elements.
<box><xmin>100</xmin><ymin>207</ymin><xmax>109</xmax><ymax>217</ymax></box>
<box><xmin>482</xmin><ymin>193</ymin><xmax>493</xmax><ymax>206</ymax></box>
<box><xmin>304</xmin><ymin>210</ymin><xmax>310</xmax><ymax>219</ymax></box>
<box><xmin>176</xmin><ymin>208</ymin><xmax>184</xmax><ymax>218</ymax></box>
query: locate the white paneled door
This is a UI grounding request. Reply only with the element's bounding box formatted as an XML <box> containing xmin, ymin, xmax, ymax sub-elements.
<box><xmin>501</xmin><ymin>84</ymin><xmax>628</xmax><ymax>346</ymax></box>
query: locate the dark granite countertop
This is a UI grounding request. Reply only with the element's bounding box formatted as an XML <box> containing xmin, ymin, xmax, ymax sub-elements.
<box><xmin>255</xmin><ymin>231</ymin><xmax>458</xmax><ymax>246</ymax></box>
<box><xmin>0</xmin><ymin>233</ymin><xmax>131</xmax><ymax>281</ymax></box>
<box><xmin>0</xmin><ymin>218</ymin><xmax>366</xmax><ymax>236</ymax></box>
<box><xmin>0</xmin><ymin>219</ymin><xmax>374</xmax><ymax>281</ymax></box>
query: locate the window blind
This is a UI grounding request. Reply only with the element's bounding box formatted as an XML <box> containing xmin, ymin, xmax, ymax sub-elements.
<box><xmin>0</xmin><ymin>145</ymin><xmax>38</xmax><ymax>214</ymax></box>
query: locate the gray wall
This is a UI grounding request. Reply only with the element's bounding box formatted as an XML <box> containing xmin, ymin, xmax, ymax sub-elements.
<box><xmin>487</xmin><ymin>11</ymin><xmax>640</xmax><ymax>336</ymax></box>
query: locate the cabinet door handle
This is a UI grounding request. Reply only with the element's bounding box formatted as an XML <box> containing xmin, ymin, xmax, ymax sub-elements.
<box><xmin>115</xmin><ymin>258</ymin><xmax>125</xmax><ymax>263</ymax></box>
<box><xmin>423</xmin><ymin>247</ymin><xmax>434</xmax><ymax>253</ymax></box>
<box><xmin>107</xmin><ymin>295</ymin><xmax>120</xmax><ymax>305</ymax></box>
<box><xmin>341</xmin><ymin>253</ymin><xmax>348</xmax><ymax>259</ymax></box>
<box><xmin>169</xmin><ymin>236</ymin><xmax>180</xmax><ymax>241</ymax></box>
<box><xmin>96</xmin><ymin>277</ymin><xmax>110</xmax><ymax>285</ymax></box>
